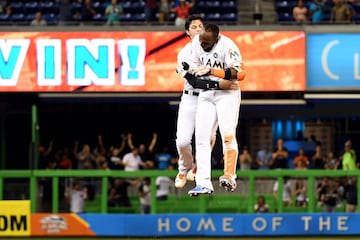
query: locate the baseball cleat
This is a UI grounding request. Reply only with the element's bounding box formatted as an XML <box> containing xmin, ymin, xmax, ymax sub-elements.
<box><xmin>188</xmin><ymin>186</ymin><xmax>213</xmax><ymax>197</ymax></box>
<box><xmin>186</xmin><ymin>166</ymin><xmax>197</xmax><ymax>181</ymax></box>
<box><xmin>219</xmin><ymin>175</ymin><xmax>237</xmax><ymax>192</ymax></box>
<box><xmin>175</xmin><ymin>173</ymin><xmax>187</xmax><ymax>188</ymax></box>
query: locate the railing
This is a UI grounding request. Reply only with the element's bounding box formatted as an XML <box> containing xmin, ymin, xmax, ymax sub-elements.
<box><xmin>1</xmin><ymin>169</ymin><xmax>359</xmax><ymax>214</ymax></box>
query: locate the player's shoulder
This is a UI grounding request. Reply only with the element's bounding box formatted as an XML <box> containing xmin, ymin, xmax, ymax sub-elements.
<box><xmin>191</xmin><ymin>35</ymin><xmax>201</xmax><ymax>47</ymax></box>
<box><xmin>178</xmin><ymin>42</ymin><xmax>191</xmax><ymax>59</ymax></box>
<box><xmin>219</xmin><ymin>34</ymin><xmax>236</xmax><ymax>46</ymax></box>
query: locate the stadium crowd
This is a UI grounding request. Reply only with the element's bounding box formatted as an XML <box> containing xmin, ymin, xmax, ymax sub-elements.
<box><xmin>1</xmin><ymin>0</ymin><xmax>359</xmax><ymax>26</ymax></box>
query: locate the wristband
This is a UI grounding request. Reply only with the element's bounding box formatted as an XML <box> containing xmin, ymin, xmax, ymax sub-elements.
<box><xmin>212</xmin><ymin>68</ymin><xmax>232</xmax><ymax>80</ymax></box>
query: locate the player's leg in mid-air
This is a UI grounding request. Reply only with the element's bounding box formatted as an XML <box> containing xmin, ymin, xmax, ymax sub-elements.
<box><xmin>175</xmin><ymin>93</ymin><xmax>198</xmax><ymax>188</ymax></box>
<box><xmin>186</xmin><ymin>118</ymin><xmax>218</xmax><ymax>182</ymax></box>
<box><xmin>216</xmin><ymin>90</ymin><xmax>241</xmax><ymax>192</ymax></box>
<box><xmin>188</xmin><ymin>92</ymin><xmax>217</xmax><ymax>196</ymax></box>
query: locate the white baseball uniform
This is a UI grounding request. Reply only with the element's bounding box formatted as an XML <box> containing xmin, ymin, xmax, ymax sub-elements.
<box><xmin>175</xmin><ymin>41</ymin><xmax>218</xmax><ymax>175</ymax></box>
<box><xmin>190</xmin><ymin>34</ymin><xmax>243</xmax><ymax>191</ymax></box>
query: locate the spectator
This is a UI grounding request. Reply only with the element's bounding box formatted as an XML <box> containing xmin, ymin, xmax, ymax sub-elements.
<box><xmin>330</xmin><ymin>0</ymin><xmax>353</xmax><ymax>24</ymax></box>
<box><xmin>293</xmin><ymin>147</ymin><xmax>310</xmax><ymax>169</ymax></box>
<box><xmin>345</xmin><ymin>140</ymin><xmax>358</xmax><ymax>167</ymax></box>
<box><xmin>316</xmin><ymin>177</ymin><xmax>329</xmax><ymax>207</ymax></box>
<box><xmin>80</xmin><ymin>0</ymin><xmax>97</xmax><ymax>25</ymax></box>
<box><xmin>39</xmin><ymin>141</ymin><xmax>54</xmax><ymax>169</ymax></box>
<box><xmin>145</xmin><ymin>0</ymin><xmax>158</xmax><ymax>24</ymax></box>
<box><xmin>320</xmin><ymin>180</ymin><xmax>339</xmax><ymax>213</ymax></box>
<box><xmin>127</xmin><ymin>133</ymin><xmax>158</xmax><ymax>169</ymax></box>
<box><xmin>139</xmin><ymin>177</ymin><xmax>151</xmax><ymax>214</ymax></box>
<box><xmin>76</xmin><ymin>143</ymin><xmax>95</xmax><ymax>170</ymax></box>
<box><xmin>335</xmin><ymin>178</ymin><xmax>345</xmax><ymax>207</ymax></box>
<box><xmin>108</xmin><ymin>178</ymin><xmax>137</xmax><ymax>207</ymax></box>
<box><xmin>58</xmin><ymin>0</ymin><xmax>76</xmax><ymax>25</ymax></box>
<box><xmin>312</xmin><ymin>144</ymin><xmax>325</xmax><ymax>169</ymax></box>
<box><xmin>105</xmin><ymin>0</ymin><xmax>123</xmax><ymax>26</ymax></box>
<box><xmin>273</xmin><ymin>177</ymin><xmax>293</xmax><ymax>207</ymax></box>
<box><xmin>155</xmin><ymin>146</ymin><xmax>175</xmax><ymax>170</ymax></box>
<box><xmin>93</xmin><ymin>135</ymin><xmax>107</xmax><ymax>169</ymax></box>
<box><xmin>341</xmin><ymin>141</ymin><xmax>357</xmax><ymax>170</ymax></box>
<box><xmin>108</xmin><ymin>147</ymin><xmax>124</xmax><ymax>170</ymax></box>
<box><xmin>156</xmin><ymin>173</ymin><xmax>172</xmax><ymax>201</ymax></box>
<box><xmin>56</xmin><ymin>151</ymin><xmax>72</xmax><ymax>170</ymax></box>
<box><xmin>308</xmin><ymin>0</ymin><xmax>329</xmax><ymax>24</ymax></box>
<box><xmin>270</xmin><ymin>138</ymin><xmax>289</xmax><ymax>169</ymax></box>
<box><xmin>64</xmin><ymin>181</ymin><xmax>88</xmax><ymax>213</ymax></box>
<box><xmin>344</xmin><ymin>176</ymin><xmax>358</xmax><ymax>213</ymax></box>
<box><xmin>107</xmin><ymin>134</ymin><xmax>127</xmax><ymax>169</ymax></box>
<box><xmin>294</xmin><ymin>179</ymin><xmax>308</xmax><ymax>207</ymax></box>
<box><xmin>239</xmin><ymin>146</ymin><xmax>253</xmax><ymax>170</ymax></box>
<box><xmin>293</xmin><ymin>0</ymin><xmax>309</xmax><ymax>24</ymax></box>
<box><xmin>256</xmin><ymin>144</ymin><xmax>272</xmax><ymax>170</ymax></box>
<box><xmin>324</xmin><ymin>150</ymin><xmax>339</xmax><ymax>169</ymax></box>
<box><xmin>171</xmin><ymin>0</ymin><xmax>195</xmax><ymax>26</ymax></box>
<box><xmin>122</xmin><ymin>147</ymin><xmax>146</xmax><ymax>171</ymax></box>
<box><xmin>158</xmin><ymin>0</ymin><xmax>172</xmax><ymax>24</ymax></box>
<box><xmin>254</xmin><ymin>195</ymin><xmax>270</xmax><ymax>213</ymax></box>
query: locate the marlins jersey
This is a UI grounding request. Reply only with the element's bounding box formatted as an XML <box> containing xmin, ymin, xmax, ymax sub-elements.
<box><xmin>177</xmin><ymin>42</ymin><xmax>198</xmax><ymax>92</ymax></box>
<box><xmin>190</xmin><ymin>34</ymin><xmax>243</xmax><ymax>82</ymax></box>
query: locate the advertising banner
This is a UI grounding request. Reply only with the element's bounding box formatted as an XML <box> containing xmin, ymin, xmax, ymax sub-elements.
<box><xmin>31</xmin><ymin>213</ymin><xmax>95</xmax><ymax>236</ymax></box>
<box><xmin>0</xmin><ymin>200</ymin><xmax>30</xmax><ymax>236</ymax></box>
<box><xmin>0</xmin><ymin>31</ymin><xmax>305</xmax><ymax>92</ymax></box>
<box><xmin>307</xmin><ymin>33</ymin><xmax>360</xmax><ymax>90</ymax></box>
<box><xmin>75</xmin><ymin>213</ymin><xmax>360</xmax><ymax>237</ymax></box>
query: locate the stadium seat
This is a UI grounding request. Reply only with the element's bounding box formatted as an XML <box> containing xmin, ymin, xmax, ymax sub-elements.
<box><xmin>169</xmin><ymin>12</ymin><xmax>176</xmax><ymax>21</ymax></box>
<box><xmin>0</xmin><ymin>14</ymin><xmax>10</xmax><ymax>24</ymax></box>
<box><xmin>91</xmin><ymin>13</ymin><xmax>106</xmax><ymax>24</ymax></box>
<box><xmin>277</xmin><ymin>12</ymin><xmax>294</xmax><ymax>23</ymax></box>
<box><xmin>10</xmin><ymin>13</ymin><xmax>26</xmax><ymax>24</ymax></box>
<box><xmin>43</xmin><ymin>13</ymin><xmax>58</xmax><ymax>25</ymax></box>
<box><xmin>205</xmin><ymin>1</ymin><xmax>220</xmax><ymax>12</ymax></box>
<box><xmin>120</xmin><ymin>13</ymin><xmax>132</xmax><ymax>22</ymax></box>
<box><xmin>10</xmin><ymin>2</ymin><xmax>24</xmax><ymax>14</ymax></box>
<box><xmin>196</xmin><ymin>0</ymin><xmax>206</xmax><ymax>12</ymax></box>
<box><xmin>352</xmin><ymin>13</ymin><xmax>360</xmax><ymax>22</ymax></box>
<box><xmin>71</xmin><ymin>1</ymin><xmax>82</xmax><ymax>12</ymax></box>
<box><xmin>92</xmin><ymin>1</ymin><xmax>105</xmax><ymax>14</ymax></box>
<box><xmin>129</xmin><ymin>1</ymin><xmax>145</xmax><ymax>14</ymax></box>
<box><xmin>133</xmin><ymin>13</ymin><xmax>146</xmax><ymax>22</ymax></box>
<box><xmin>39</xmin><ymin>1</ymin><xmax>59</xmax><ymax>14</ymax></box>
<box><xmin>24</xmin><ymin>2</ymin><xmax>40</xmax><ymax>14</ymax></box>
<box><xmin>275</xmin><ymin>1</ymin><xmax>294</xmax><ymax>14</ymax></box>
<box><xmin>25</xmin><ymin>13</ymin><xmax>36</xmax><ymax>22</ymax></box>
<box><xmin>220</xmin><ymin>1</ymin><xmax>236</xmax><ymax>12</ymax></box>
<box><xmin>352</xmin><ymin>2</ymin><xmax>360</xmax><ymax>13</ymax></box>
<box><xmin>205</xmin><ymin>13</ymin><xmax>221</xmax><ymax>22</ymax></box>
<box><xmin>221</xmin><ymin>12</ymin><xmax>238</xmax><ymax>22</ymax></box>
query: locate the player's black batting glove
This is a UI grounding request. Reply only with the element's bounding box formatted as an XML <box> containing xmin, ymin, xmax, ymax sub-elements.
<box><xmin>182</xmin><ymin>62</ymin><xmax>190</xmax><ymax>71</ymax></box>
<box><xmin>184</xmin><ymin>73</ymin><xmax>221</xmax><ymax>90</ymax></box>
<box><xmin>176</xmin><ymin>62</ymin><xmax>190</xmax><ymax>75</ymax></box>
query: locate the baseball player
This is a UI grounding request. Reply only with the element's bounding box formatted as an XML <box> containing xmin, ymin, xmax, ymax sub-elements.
<box><xmin>185</xmin><ymin>23</ymin><xmax>246</xmax><ymax>196</ymax></box>
<box><xmin>175</xmin><ymin>16</ymin><xmax>238</xmax><ymax>189</ymax></box>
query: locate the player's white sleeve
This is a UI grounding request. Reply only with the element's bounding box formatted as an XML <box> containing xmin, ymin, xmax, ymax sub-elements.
<box><xmin>224</xmin><ymin>37</ymin><xmax>243</xmax><ymax>72</ymax></box>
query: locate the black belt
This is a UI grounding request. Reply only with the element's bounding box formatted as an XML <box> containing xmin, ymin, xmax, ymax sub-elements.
<box><xmin>184</xmin><ymin>90</ymin><xmax>199</xmax><ymax>96</ymax></box>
